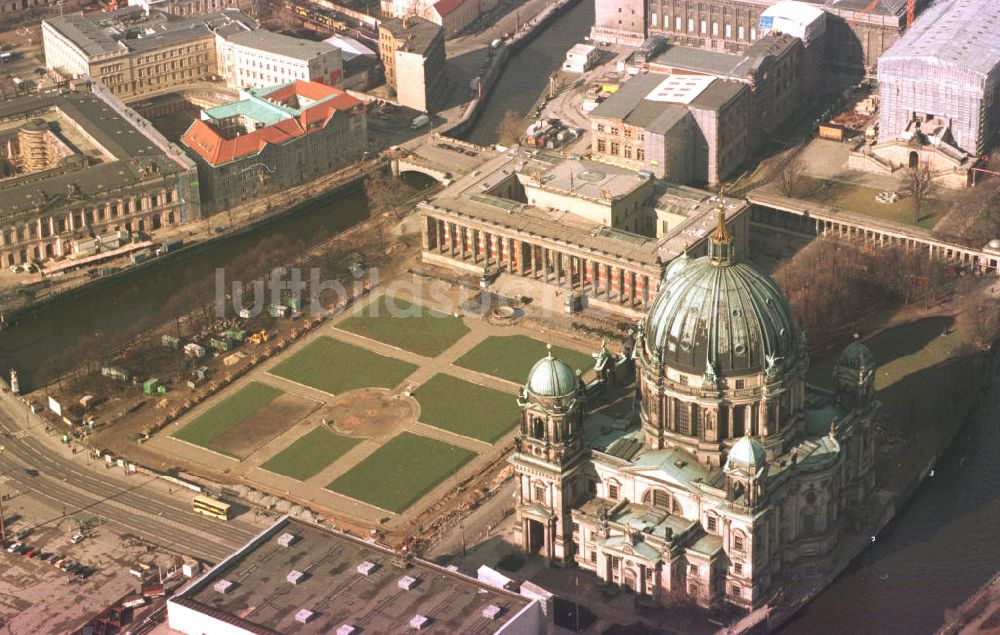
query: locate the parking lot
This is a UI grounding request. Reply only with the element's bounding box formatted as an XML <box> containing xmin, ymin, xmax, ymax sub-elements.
<box><xmin>0</xmin><ymin>23</ymin><xmax>50</xmax><ymax>97</ymax></box>
<box><xmin>0</xmin><ymin>483</ymin><xmax>175</xmax><ymax>633</ymax></box>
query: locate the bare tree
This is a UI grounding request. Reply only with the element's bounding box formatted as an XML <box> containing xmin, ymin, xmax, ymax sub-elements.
<box><xmin>903</xmin><ymin>164</ymin><xmax>935</xmax><ymax>223</ymax></box>
<box><xmin>935</xmin><ymin>158</ymin><xmax>1000</xmax><ymax>247</ymax></box>
<box><xmin>364</xmin><ymin>167</ymin><xmax>412</xmax><ymax>218</ymax></box>
<box><xmin>498</xmin><ymin>110</ymin><xmax>526</xmax><ymax>147</ymax></box>
<box><xmin>769</xmin><ymin>151</ymin><xmax>806</xmax><ymax>198</ymax></box>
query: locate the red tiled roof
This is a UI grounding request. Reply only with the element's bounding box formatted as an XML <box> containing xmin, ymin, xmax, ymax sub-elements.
<box><xmin>181</xmin><ymin>81</ymin><xmax>363</xmax><ymax>166</ymax></box>
<box><xmin>433</xmin><ymin>0</ymin><xmax>464</xmax><ymax>17</ymax></box>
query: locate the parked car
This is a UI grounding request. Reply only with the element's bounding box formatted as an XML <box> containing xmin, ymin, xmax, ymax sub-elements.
<box><xmin>69</xmin><ymin>534</ymin><xmax>84</xmax><ymax>544</ymax></box>
<box><xmin>7</xmin><ymin>542</ymin><xmax>22</xmax><ymax>553</ymax></box>
<box><xmin>14</xmin><ymin>529</ymin><xmax>30</xmax><ymax>540</ymax></box>
<box><xmin>38</xmin><ymin>552</ymin><xmax>52</xmax><ymax>561</ymax></box>
<box><xmin>52</xmin><ymin>557</ymin><xmax>65</xmax><ymax>568</ymax></box>
<box><xmin>24</xmin><ymin>548</ymin><xmax>38</xmax><ymax>558</ymax></box>
<box><xmin>60</xmin><ymin>559</ymin><xmax>76</xmax><ymax>572</ymax></box>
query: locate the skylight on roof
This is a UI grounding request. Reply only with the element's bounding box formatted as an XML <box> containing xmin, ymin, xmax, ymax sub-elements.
<box><xmin>645</xmin><ymin>75</ymin><xmax>716</xmax><ymax>104</ymax></box>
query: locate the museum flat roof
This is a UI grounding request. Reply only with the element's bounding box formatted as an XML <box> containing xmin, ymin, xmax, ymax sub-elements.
<box><xmin>44</xmin><ymin>8</ymin><xmax>256</xmax><ymax>59</ymax></box>
<box><xmin>172</xmin><ymin>517</ymin><xmax>533</xmax><ymax>634</ymax></box>
<box><xmin>0</xmin><ymin>91</ymin><xmax>187</xmax><ymax>218</ymax></box>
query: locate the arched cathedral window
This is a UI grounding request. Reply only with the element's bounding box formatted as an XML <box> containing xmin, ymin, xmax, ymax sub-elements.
<box><xmin>532</xmin><ymin>417</ymin><xmax>545</xmax><ymax>439</ymax></box>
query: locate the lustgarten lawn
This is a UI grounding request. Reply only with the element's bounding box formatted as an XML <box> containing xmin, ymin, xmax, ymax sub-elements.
<box><xmin>326</xmin><ymin>432</ymin><xmax>476</xmax><ymax>513</ymax></box>
<box><xmin>269</xmin><ymin>336</ymin><xmax>417</xmax><ymax>394</ymax></box>
<box><xmin>414</xmin><ymin>374</ymin><xmax>519</xmax><ymax>443</ymax></box>
<box><xmin>260</xmin><ymin>426</ymin><xmax>361</xmax><ymax>481</ymax></box>
<box><xmin>454</xmin><ymin>335</ymin><xmax>594</xmax><ymax>384</ymax></box>
<box><xmin>172</xmin><ymin>382</ymin><xmax>282</xmax><ymax>450</ymax></box>
<box><xmin>337</xmin><ymin>295</ymin><xmax>470</xmax><ymax>357</ymax></box>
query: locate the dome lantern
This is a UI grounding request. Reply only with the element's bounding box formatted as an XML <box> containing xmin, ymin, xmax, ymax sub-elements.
<box><xmin>707</xmin><ymin>209</ymin><xmax>733</xmax><ymax>265</ymax></box>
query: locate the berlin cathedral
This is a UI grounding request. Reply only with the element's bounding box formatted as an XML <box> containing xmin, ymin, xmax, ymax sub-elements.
<box><xmin>510</xmin><ymin>213</ymin><xmax>879</xmax><ymax>610</ymax></box>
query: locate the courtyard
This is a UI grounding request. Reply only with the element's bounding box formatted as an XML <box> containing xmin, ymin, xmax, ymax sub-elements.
<box><xmin>152</xmin><ymin>282</ymin><xmax>601</xmax><ymax>525</ymax></box>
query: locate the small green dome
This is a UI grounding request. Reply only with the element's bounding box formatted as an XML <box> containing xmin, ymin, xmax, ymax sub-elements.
<box><xmin>526</xmin><ymin>349</ymin><xmax>578</xmax><ymax>398</ymax></box>
<box><xmin>726</xmin><ymin>436</ymin><xmax>766</xmax><ymax>470</ymax></box>
<box><xmin>836</xmin><ymin>336</ymin><xmax>876</xmax><ymax>371</ymax></box>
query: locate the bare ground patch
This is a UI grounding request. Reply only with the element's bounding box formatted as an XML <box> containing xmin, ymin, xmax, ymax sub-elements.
<box><xmin>209</xmin><ymin>392</ymin><xmax>321</xmax><ymax>459</ymax></box>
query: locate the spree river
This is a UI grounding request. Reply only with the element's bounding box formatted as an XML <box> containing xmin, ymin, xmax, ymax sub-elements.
<box><xmin>462</xmin><ymin>0</ymin><xmax>594</xmax><ymax>146</ymax></box>
<box><xmin>0</xmin><ymin>187</ymin><xmax>371</xmax><ymax>388</ymax></box>
<box><xmin>781</xmin><ymin>374</ymin><xmax>1000</xmax><ymax>634</ymax></box>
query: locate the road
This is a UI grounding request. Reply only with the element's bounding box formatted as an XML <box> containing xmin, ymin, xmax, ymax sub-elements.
<box><xmin>0</xmin><ymin>394</ymin><xmax>258</xmax><ymax>564</ymax></box>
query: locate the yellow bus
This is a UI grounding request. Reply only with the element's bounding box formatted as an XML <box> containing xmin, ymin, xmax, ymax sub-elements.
<box><xmin>192</xmin><ymin>494</ymin><xmax>231</xmax><ymax>521</ymax></box>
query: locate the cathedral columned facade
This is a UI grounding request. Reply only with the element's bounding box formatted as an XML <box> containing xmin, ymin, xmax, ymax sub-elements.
<box><xmin>510</xmin><ymin>212</ymin><xmax>879</xmax><ymax>611</ymax></box>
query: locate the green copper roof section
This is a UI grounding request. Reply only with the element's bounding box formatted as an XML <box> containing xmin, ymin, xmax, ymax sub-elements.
<box><xmin>726</xmin><ymin>435</ymin><xmax>766</xmax><ymax>469</ymax></box>
<box><xmin>836</xmin><ymin>335</ymin><xmax>876</xmax><ymax>371</ymax></box>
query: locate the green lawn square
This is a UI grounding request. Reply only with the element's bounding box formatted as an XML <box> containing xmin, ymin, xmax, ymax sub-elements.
<box><xmin>260</xmin><ymin>426</ymin><xmax>361</xmax><ymax>481</ymax></box>
<box><xmin>454</xmin><ymin>335</ymin><xmax>594</xmax><ymax>384</ymax></box>
<box><xmin>326</xmin><ymin>432</ymin><xmax>477</xmax><ymax>513</ymax></box>
<box><xmin>336</xmin><ymin>295</ymin><xmax>470</xmax><ymax>357</ymax></box>
<box><xmin>414</xmin><ymin>374</ymin><xmax>519</xmax><ymax>443</ymax></box>
<box><xmin>172</xmin><ymin>382</ymin><xmax>281</xmax><ymax>449</ymax></box>
<box><xmin>269</xmin><ymin>336</ymin><xmax>417</xmax><ymax>394</ymax></box>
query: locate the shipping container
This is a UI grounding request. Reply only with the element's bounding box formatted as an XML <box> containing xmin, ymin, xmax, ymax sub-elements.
<box><xmin>818</xmin><ymin>122</ymin><xmax>846</xmax><ymax>141</ymax></box>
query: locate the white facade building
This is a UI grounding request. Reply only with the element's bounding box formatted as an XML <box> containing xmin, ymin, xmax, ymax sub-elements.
<box><xmin>217</xmin><ymin>30</ymin><xmax>343</xmax><ymax>90</ymax></box>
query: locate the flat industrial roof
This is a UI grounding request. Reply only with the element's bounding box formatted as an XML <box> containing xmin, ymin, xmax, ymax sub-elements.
<box><xmin>648</xmin><ymin>45</ymin><xmax>754</xmax><ymax>78</ymax></box>
<box><xmin>173</xmin><ymin>518</ymin><xmax>533</xmax><ymax>634</ymax></box>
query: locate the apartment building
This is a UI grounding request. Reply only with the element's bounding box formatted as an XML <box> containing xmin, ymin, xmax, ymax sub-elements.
<box><xmin>378</xmin><ymin>16</ymin><xmax>446</xmax><ymax>113</ymax></box>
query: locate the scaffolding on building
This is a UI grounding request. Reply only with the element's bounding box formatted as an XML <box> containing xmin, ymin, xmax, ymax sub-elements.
<box><xmin>876</xmin><ymin>0</ymin><xmax>1000</xmax><ymax>156</ymax></box>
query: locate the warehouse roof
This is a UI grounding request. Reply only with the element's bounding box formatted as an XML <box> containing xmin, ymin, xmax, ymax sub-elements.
<box><xmin>647</xmin><ymin>45</ymin><xmax>754</xmax><ymax>78</ymax></box>
<box><xmin>689</xmin><ymin>79</ymin><xmax>744</xmax><ymax>111</ymax></box>
<box><xmin>877</xmin><ymin>0</ymin><xmax>1000</xmax><ymax>76</ymax></box>
<box><xmin>591</xmin><ymin>73</ymin><xmax>689</xmax><ymax>133</ymax></box>
<box><xmin>172</xmin><ymin>517</ymin><xmax>535</xmax><ymax>634</ymax></box>
<box><xmin>592</xmin><ymin>73</ymin><xmax>739</xmax><ymax>133</ymax></box>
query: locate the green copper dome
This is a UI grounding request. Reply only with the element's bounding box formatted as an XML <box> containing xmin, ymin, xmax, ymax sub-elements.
<box><xmin>526</xmin><ymin>349</ymin><xmax>578</xmax><ymax>398</ymax></box>
<box><xmin>726</xmin><ymin>435</ymin><xmax>766</xmax><ymax>470</ymax></box>
<box><xmin>643</xmin><ymin>212</ymin><xmax>797</xmax><ymax>375</ymax></box>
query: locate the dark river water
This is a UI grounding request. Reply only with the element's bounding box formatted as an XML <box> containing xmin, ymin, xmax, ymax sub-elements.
<box><xmin>781</xmin><ymin>374</ymin><xmax>1000</xmax><ymax>634</ymax></box>
<box><xmin>462</xmin><ymin>0</ymin><xmax>594</xmax><ymax>146</ymax></box>
<box><xmin>0</xmin><ymin>187</ymin><xmax>371</xmax><ymax>388</ymax></box>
